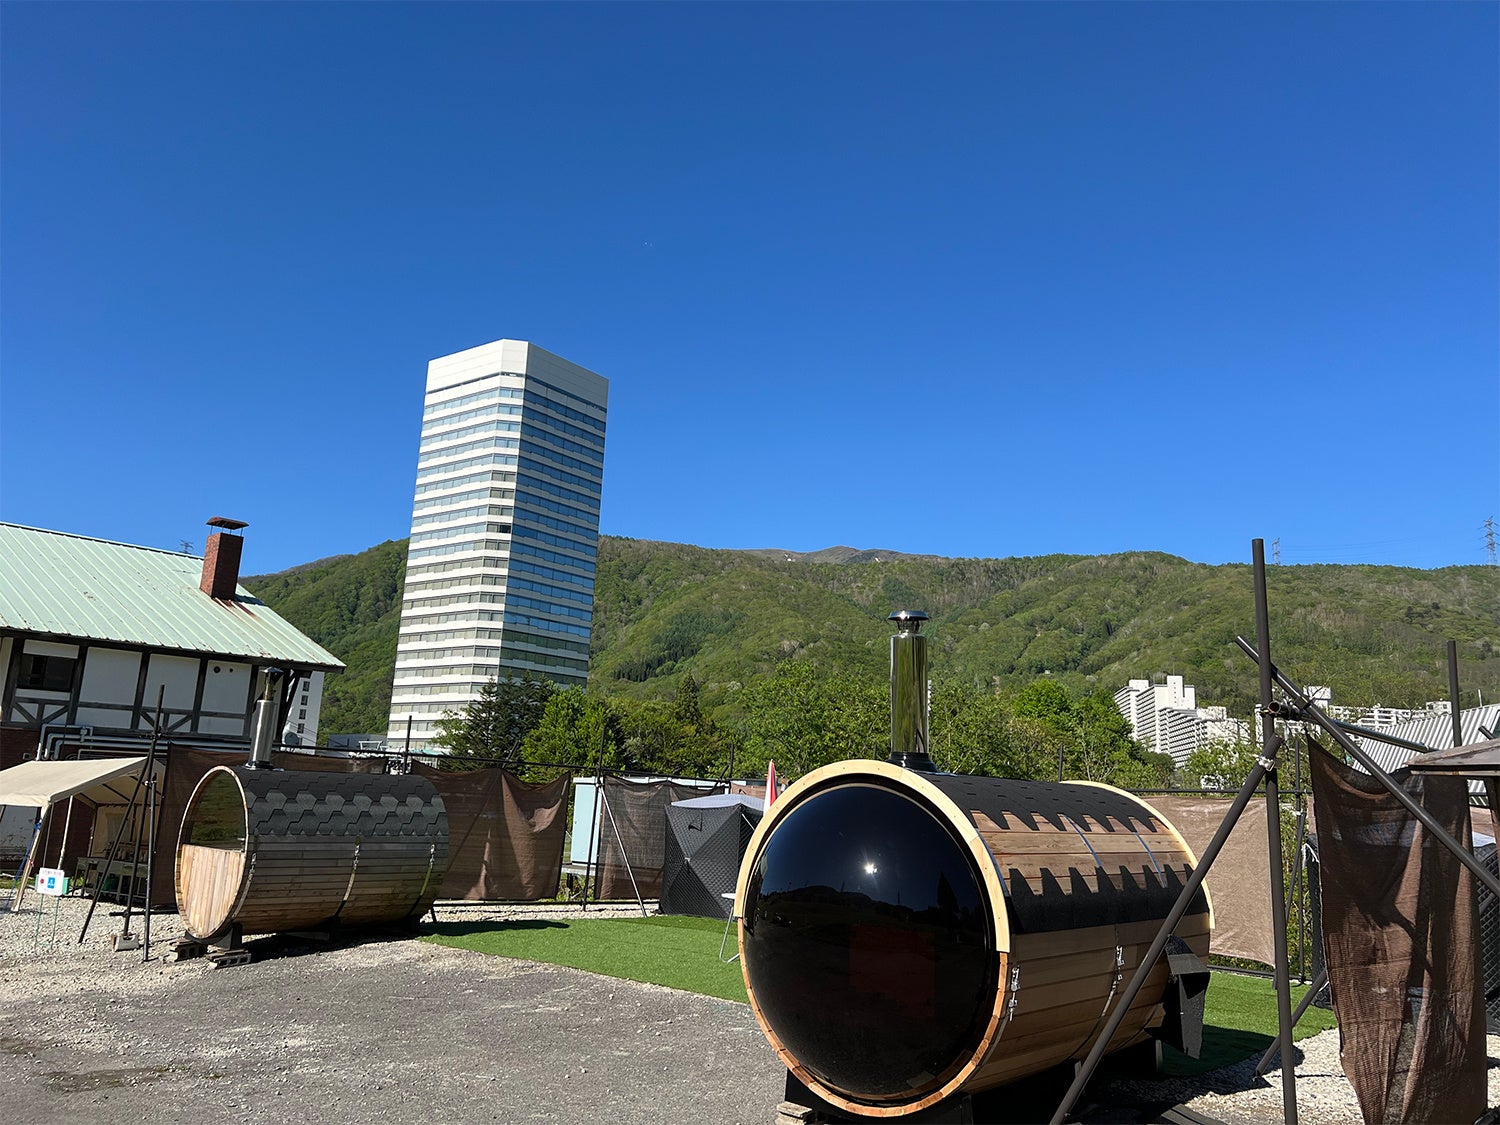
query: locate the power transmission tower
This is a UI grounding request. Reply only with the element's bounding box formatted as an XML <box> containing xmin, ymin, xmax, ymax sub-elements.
<box><xmin>1485</xmin><ymin>517</ymin><xmax>1497</xmax><ymax>566</ymax></box>
<box><xmin>1272</xmin><ymin>538</ymin><xmax>1281</xmax><ymax>566</ymax></box>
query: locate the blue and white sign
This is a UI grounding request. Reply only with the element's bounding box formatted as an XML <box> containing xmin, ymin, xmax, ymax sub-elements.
<box><xmin>35</xmin><ymin>868</ymin><xmax>70</xmax><ymax>896</ymax></box>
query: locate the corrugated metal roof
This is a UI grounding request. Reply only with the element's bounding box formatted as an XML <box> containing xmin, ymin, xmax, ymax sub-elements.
<box><xmin>1354</xmin><ymin>703</ymin><xmax>1500</xmax><ymax>798</ymax></box>
<box><xmin>0</xmin><ymin>523</ymin><xmax>344</xmax><ymax>671</ymax></box>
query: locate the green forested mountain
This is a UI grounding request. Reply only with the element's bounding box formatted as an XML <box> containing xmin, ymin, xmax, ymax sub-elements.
<box><xmin>246</xmin><ymin>536</ymin><xmax>1500</xmax><ymax>743</ymax></box>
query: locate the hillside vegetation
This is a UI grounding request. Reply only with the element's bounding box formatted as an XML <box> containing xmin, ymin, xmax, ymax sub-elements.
<box><xmin>246</xmin><ymin>536</ymin><xmax>1500</xmax><ymax>745</ymax></box>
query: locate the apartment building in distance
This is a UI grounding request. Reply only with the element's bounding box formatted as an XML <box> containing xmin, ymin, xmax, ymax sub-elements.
<box><xmin>386</xmin><ymin>340</ymin><xmax>608</xmax><ymax>752</ymax></box>
<box><xmin>1113</xmin><ymin>675</ymin><xmax>1250</xmax><ymax>767</ymax></box>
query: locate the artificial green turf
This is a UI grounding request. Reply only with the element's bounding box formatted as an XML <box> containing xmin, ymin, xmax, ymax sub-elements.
<box><xmin>1164</xmin><ymin>972</ymin><xmax>1338</xmax><ymax>1076</ymax></box>
<box><xmin>424</xmin><ymin>914</ymin><xmax>751</xmax><ymax>1003</ymax></box>
<box><xmin>425</xmin><ymin>916</ymin><xmax>1334</xmax><ymax>1073</ymax></box>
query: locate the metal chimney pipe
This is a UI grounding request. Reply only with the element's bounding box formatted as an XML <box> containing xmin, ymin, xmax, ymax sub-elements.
<box><xmin>888</xmin><ymin>610</ymin><xmax>936</xmax><ymax>772</ymax></box>
<box><xmin>246</xmin><ymin>690</ymin><xmax>278</xmax><ymax>770</ymax></box>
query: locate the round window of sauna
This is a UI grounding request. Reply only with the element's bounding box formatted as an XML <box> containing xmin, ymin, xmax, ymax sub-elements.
<box><xmin>183</xmin><ymin>771</ymin><xmax>247</xmax><ymax>849</ymax></box>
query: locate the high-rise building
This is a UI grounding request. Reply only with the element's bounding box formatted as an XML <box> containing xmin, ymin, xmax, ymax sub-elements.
<box><xmin>385</xmin><ymin>340</ymin><xmax>608</xmax><ymax>751</ymax></box>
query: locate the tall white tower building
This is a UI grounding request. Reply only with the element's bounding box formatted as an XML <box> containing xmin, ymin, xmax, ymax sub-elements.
<box><xmin>386</xmin><ymin>340</ymin><xmax>608</xmax><ymax>751</ymax></box>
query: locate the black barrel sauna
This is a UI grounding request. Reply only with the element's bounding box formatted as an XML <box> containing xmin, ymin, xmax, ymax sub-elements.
<box><xmin>735</xmin><ymin>759</ymin><xmax>1212</xmax><ymax>1117</ymax></box>
<box><xmin>175</xmin><ymin>765</ymin><xmax>449</xmax><ymax>942</ymax></box>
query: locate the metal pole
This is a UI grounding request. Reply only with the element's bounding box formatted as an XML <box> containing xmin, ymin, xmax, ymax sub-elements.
<box><xmin>1235</xmin><ymin>637</ymin><xmax>1500</xmax><ymax>902</ymax></box>
<box><xmin>1253</xmin><ymin>538</ymin><xmax>1298</xmax><ymax>1125</ymax></box>
<box><xmin>1049</xmin><ymin>745</ymin><xmax>1278</xmax><ymax>1125</ymax></box>
<box><xmin>1255</xmin><ymin>967</ymin><xmax>1330</xmax><ymax>1075</ymax></box>
<box><xmin>1448</xmin><ymin>640</ymin><xmax>1465</xmax><ymax>750</ymax></box>
<box><xmin>1284</xmin><ymin>807</ymin><xmax>1307</xmax><ymax>981</ymax></box>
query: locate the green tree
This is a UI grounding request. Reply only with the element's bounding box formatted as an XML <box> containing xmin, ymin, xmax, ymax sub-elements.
<box><xmin>737</xmin><ymin>661</ymin><xmax>886</xmax><ymax>781</ymax></box>
<box><xmin>520</xmin><ymin>687</ymin><xmax>628</xmax><ymax>780</ymax></box>
<box><xmin>1184</xmin><ymin>738</ymin><xmax>1261</xmax><ymax>790</ymax></box>
<box><xmin>432</xmin><ymin>672</ymin><xmax>556</xmax><ymax>766</ymax></box>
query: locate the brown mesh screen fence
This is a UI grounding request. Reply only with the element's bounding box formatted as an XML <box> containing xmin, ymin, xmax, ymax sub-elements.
<box><xmin>1145</xmin><ymin>794</ymin><xmax>1275</xmax><ymax>967</ymax></box>
<box><xmin>414</xmin><ymin>765</ymin><xmax>568</xmax><ymax>900</ymax></box>
<box><xmin>1310</xmin><ymin>745</ymin><xmax>1485</xmax><ymax>1125</ymax></box>
<box><xmin>595</xmin><ymin>777</ymin><xmax>704</xmax><ymax>901</ymax></box>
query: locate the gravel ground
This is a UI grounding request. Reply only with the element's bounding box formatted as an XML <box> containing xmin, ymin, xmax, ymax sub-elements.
<box><xmin>2</xmin><ymin>893</ymin><xmax>1496</xmax><ymax>1124</ymax></box>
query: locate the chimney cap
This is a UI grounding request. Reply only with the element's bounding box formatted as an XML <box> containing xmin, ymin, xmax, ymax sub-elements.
<box><xmin>887</xmin><ymin>609</ymin><xmax>929</xmax><ymax>632</ymax></box>
<box><xmin>206</xmin><ymin>517</ymin><xmax>249</xmax><ymax>532</ymax></box>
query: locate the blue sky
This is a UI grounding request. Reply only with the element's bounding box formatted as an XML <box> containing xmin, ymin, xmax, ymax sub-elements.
<box><xmin>2</xmin><ymin>3</ymin><xmax>1496</xmax><ymax>575</ymax></box>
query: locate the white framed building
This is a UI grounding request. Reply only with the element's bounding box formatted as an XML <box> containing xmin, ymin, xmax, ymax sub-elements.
<box><xmin>386</xmin><ymin>340</ymin><xmax>608</xmax><ymax>752</ymax></box>
<box><xmin>1113</xmin><ymin>675</ymin><xmax>1251</xmax><ymax>767</ymax></box>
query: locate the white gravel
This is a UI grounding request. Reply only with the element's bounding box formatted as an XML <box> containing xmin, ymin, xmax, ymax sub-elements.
<box><xmin>3</xmin><ymin>891</ymin><xmax>1497</xmax><ymax>1123</ymax></box>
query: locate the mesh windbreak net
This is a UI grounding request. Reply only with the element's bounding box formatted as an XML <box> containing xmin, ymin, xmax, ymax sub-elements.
<box><xmin>595</xmin><ymin>778</ymin><xmax>704</xmax><ymax>901</ymax></box>
<box><xmin>1146</xmin><ymin>794</ymin><xmax>1274</xmax><ymax>966</ymax></box>
<box><xmin>414</xmin><ymin>765</ymin><xmax>568</xmax><ymax>900</ymax></box>
<box><xmin>1310</xmin><ymin>744</ymin><xmax>1484</xmax><ymax>1125</ymax></box>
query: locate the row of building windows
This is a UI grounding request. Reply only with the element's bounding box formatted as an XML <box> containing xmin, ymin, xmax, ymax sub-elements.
<box><xmin>413</xmin><ymin>468</ymin><xmax>516</xmax><ymax>498</ymax></box>
<box><xmin>405</xmin><ymin>556</ymin><xmax>505</xmax><ymax>582</ymax></box>
<box><xmin>415</xmin><ymin>452</ymin><xmax>517</xmax><ymax>482</ymax></box>
<box><xmin>412</xmin><ymin>485</ymin><xmax>516</xmax><ymax>514</ymax></box>
<box><xmin>509</xmin><ymin>575</ymin><xmax>593</xmax><ymax>605</ymax></box>
<box><xmin>510</xmin><ymin>557</ymin><xmax>594</xmax><ymax>591</ymax></box>
<box><xmin>422</xmin><ymin>416</ymin><xmax>521</xmax><ymax>449</ymax></box>
<box><xmin>522</xmin><ymin>472</ymin><xmax>600</xmax><ymax>511</ymax></box>
<box><xmin>500</xmin><ymin>628</ymin><xmax>591</xmax><ymax>655</ymax></box>
<box><xmin>401</xmin><ymin>608</ymin><xmax>511</xmax><ymax>628</ymax></box>
<box><xmin>403</xmin><ymin>573</ymin><xmax>509</xmax><ymax>596</ymax></box>
<box><xmin>403</xmin><ymin>590</ymin><xmax>506</xmax><ymax>611</ymax></box>
<box><xmin>524</xmin><ymin>379</ymin><xmax>607</xmax><ymax>430</ymax></box>
<box><xmin>523</xmin><ymin>410</ymin><xmax>605</xmax><ymax>449</ymax></box>
<box><xmin>518</xmin><ymin>439</ymin><xmax>600</xmax><ymax>477</ymax></box>
<box><xmin>410</xmin><ymin>521</ymin><xmax>512</xmax><ymax>546</ymax></box>
<box><xmin>517</xmin><ymin>492</ymin><xmax>596</xmax><ymax>525</ymax></box>
<box><xmin>411</xmin><ymin>504</ymin><xmax>513</xmax><ymax>530</ymax></box>
<box><xmin>519</xmin><ymin>510</ymin><xmax>598</xmax><ymax>541</ymax></box>
<box><xmin>520</xmin><ymin>424</ymin><xmax>603</xmax><ymax>464</ymax></box>
<box><xmin>513</xmin><ymin>524</ymin><xmax>596</xmax><ymax>558</ymax></box>
<box><xmin>407</xmin><ymin>538</ymin><xmax>508</xmax><ymax>562</ymax></box>
<box><xmin>498</xmin><ymin>645</ymin><xmax>590</xmax><ymax>673</ymax></box>
<box><xmin>510</xmin><ymin>541</ymin><xmax>595</xmax><ymax>570</ymax></box>
<box><xmin>398</xmin><ymin>627</ymin><xmax>506</xmax><ymax>643</ymax></box>
<box><xmin>423</xmin><ymin>383</ymin><xmax>524</xmax><ymax>417</ymax></box>
<box><xmin>394</xmin><ymin>661</ymin><xmax>500</xmax><ymax>679</ymax></box>
<box><xmin>418</xmin><ymin>435</ymin><xmax>519</xmax><ymax>466</ymax></box>
<box><xmin>394</xmin><ymin>645</ymin><xmax>501</xmax><ymax>663</ymax></box>
<box><xmin>507</xmin><ymin>593</ymin><xmax>592</xmax><ymax>622</ymax></box>
<box><xmin>422</xmin><ymin>399</ymin><xmax>522</xmax><ymax>429</ymax></box>
<box><xmin>516</xmin><ymin>455</ymin><xmax>599</xmax><ymax>496</ymax></box>
<box><xmin>505</xmin><ymin>611</ymin><xmax>591</xmax><ymax>638</ymax></box>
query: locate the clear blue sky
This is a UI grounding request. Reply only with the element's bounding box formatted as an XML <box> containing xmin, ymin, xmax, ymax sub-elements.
<box><xmin>3</xmin><ymin>3</ymin><xmax>1496</xmax><ymax>575</ymax></box>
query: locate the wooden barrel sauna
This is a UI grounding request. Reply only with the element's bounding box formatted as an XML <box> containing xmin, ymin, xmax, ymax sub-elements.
<box><xmin>175</xmin><ymin>765</ymin><xmax>449</xmax><ymax>942</ymax></box>
<box><xmin>735</xmin><ymin>759</ymin><xmax>1213</xmax><ymax>1117</ymax></box>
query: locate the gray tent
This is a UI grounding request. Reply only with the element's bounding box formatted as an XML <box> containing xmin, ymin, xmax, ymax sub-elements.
<box><xmin>660</xmin><ymin>793</ymin><xmax>764</xmax><ymax>919</ymax></box>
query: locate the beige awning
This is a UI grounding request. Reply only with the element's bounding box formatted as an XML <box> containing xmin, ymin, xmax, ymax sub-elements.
<box><xmin>0</xmin><ymin>757</ymin><xmax>153</xmax><ymax>809</ymax></box>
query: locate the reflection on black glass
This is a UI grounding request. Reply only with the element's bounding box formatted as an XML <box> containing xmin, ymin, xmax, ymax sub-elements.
<box><xmin>743</xmin><ymin>784</ymin><xmax>994</xmax><ymax>1102</ymax></box>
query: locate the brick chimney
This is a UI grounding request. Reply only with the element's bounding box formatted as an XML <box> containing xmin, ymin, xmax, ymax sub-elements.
<box><xmin>201</xmin><ymin>517</ymin><xmax>249</xmax><ymax>600</ymax></box>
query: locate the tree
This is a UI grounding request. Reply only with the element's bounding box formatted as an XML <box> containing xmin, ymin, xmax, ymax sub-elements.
<box><xmin>737</xmin><ymin>661</ymin><xmax>886</xmax><ymax>781</ymax></box>
<box><xmin>1185</xmin><ymin>738</ymin><xmax>1261</xmax><ymax>790</ymax></box>
<box><xmin>431</xmin><ymin>672</ymin><xmax>556</xmax><ymax>765</ymax></box>
<box><xmin>520</xmin><ymin>687</ymin><xmax>628</xmax><ymax>780</ymax></box>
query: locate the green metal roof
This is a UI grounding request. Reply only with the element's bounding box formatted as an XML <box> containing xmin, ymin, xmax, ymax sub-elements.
<box><xmin>0</xmin><ymin>523</ymin><xmax>344</xmax><ymax>672</ymax></box>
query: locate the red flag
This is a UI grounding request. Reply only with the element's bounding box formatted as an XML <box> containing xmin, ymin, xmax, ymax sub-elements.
<box><xmin>766</xmin><ymin>759</ymin><xmax>779</xmax><ymax>807</ymax></box>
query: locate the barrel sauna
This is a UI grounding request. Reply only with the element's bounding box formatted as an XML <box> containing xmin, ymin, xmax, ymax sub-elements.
<box><xmin>736</xmin><ymin>759</ymin><xmax>1212</xmax><ymax>1118</ymax></box>
<box><xmin>175</xmin><ymin>765</ymin><xmax>449</xmax><ymax>943</ymax></box>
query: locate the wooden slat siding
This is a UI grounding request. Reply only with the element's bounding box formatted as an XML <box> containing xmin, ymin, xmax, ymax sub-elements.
<box><xmin>177</xmin><ymin>844</ymin><xmax>247</xmax><ymax>938</ymax></box>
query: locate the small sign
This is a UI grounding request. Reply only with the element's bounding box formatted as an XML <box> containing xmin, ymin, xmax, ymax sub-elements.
<box><xmin>35</xmin><ymin>868</ymin><xmax>70</xmax><ymax>896</ymax></box>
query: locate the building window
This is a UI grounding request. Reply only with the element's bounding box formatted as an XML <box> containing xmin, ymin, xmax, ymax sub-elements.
<box><xmin>19</xmin><ymin>653</ymin><xmax>75</xmax><ymax>692</ymax></box>
<box><xmin>296</xmin><ymin>723</ymin><xmax>305</xmax><ymax>734</ymax></box>
<box><xmin>299</xmin><ymin>708</ymin><xmax>307</xmax><ymax>720</ymax></box>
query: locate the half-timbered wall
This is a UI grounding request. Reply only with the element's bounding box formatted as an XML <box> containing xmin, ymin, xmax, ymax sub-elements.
<box><xmin>0</xmin><ymin>634</ymin><xmax>299</xmax><ymax>741</ymax></box>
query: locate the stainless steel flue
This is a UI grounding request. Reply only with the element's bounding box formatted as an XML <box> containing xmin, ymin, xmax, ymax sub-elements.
<box><xmin>888</xmin><ymin>609</ymin><xmax>936</xmax><ymax>771</ymax></box>
<box><xmin>246</xmin><ymin>695</ymin><xmax>277</xmax><ymax>769</ymax></box>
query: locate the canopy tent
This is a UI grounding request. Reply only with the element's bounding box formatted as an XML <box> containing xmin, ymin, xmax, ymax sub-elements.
<box><xmin>659</xmin><ymin>793</ymin><xmax>763</xmax><ymax>919</ymax></box>
<box><xmin>1</xmin><ymin>756</ymin><xmax>160</xmax><ymax>912</ymax></box>
<box><xmin>0</xmin><ymin>757</ymin><xmax>152</xmax><ymax>810</ymax></box>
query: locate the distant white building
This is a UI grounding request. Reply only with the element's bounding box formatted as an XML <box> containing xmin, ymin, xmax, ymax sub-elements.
<box><xmin>1113</xmin><ymin>675</ymin><xmax>1251</xmax><ymax>767</ymax></box>
<box><xmin>385</xmin><ymin>339</ymin><xmax>608</xmax><ymax>752</ymax></box>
